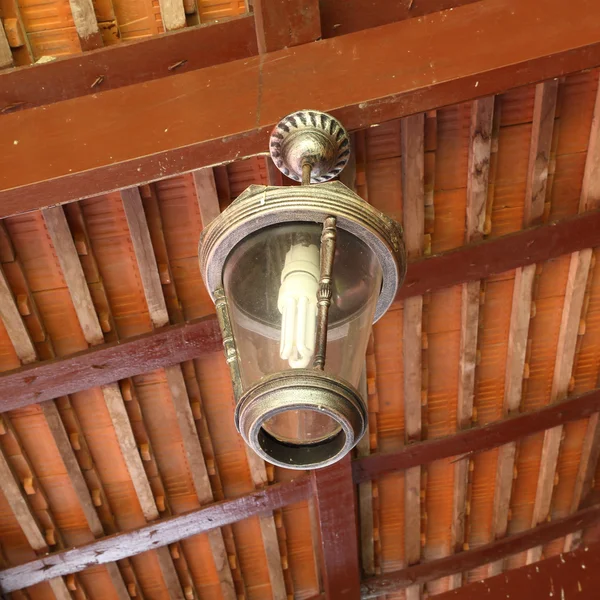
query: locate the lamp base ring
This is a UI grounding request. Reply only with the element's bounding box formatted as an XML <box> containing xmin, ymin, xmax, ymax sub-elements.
<box><xmin>235</xmin><ymin>369</ymin><xmax>366</xmax><ymax>470</ymax></box>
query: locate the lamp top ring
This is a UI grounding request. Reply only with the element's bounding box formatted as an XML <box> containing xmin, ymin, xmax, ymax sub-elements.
<box><xmin>198</xmin><ymin>181</ymin><xmax>407</xmax><ymax>324</ymax></box>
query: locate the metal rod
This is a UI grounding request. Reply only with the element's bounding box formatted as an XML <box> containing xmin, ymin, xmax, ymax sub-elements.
<box><xmin>313</xmin><ymin>216</ymin><xmax>337</xmax><ymax>370</ymax></box>
<box><xmin>214</xmin><ymin>286</ymin><xmax>244</xmax><ymax>403</ymax></box>
<box><xmin>302</xmin><ymin>162</ymin><xmax>312</xmax><ymax>186</ymax></box>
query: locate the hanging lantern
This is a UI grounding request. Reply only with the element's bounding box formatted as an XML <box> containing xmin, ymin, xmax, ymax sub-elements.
<box><xmin>199</xmin><ymin>110</ymin><xmax>406</xmax><ymax>470</ymax></box>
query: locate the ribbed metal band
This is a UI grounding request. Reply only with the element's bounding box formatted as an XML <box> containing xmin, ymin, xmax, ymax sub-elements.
<box><xmin>235</xmin><ymin>369</ymin><xmax>367</xmax><ymax>470</ymax></box>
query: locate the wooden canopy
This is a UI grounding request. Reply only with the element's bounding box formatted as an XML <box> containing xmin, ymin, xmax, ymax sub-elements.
<box><xmin>1</xmin><ymin>0</ymin><xmax>600</xmax><ymax>599</ymax></box>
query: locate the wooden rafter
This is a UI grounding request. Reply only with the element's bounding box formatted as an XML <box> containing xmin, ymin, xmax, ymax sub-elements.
<box><xmin>401</xmin><ymin>112</ymin><xmax>425</xmax><ymax>600</ymax></box>
<box><xmin>564</xmin><ymin>81</ymin><xmax>600</xmax><ymax>552</ymax></box>
<box><xmin>353</xmin><ymin>385</ymin><xmax>600</xmax><ymax>484</ymax></box>
<box><xmin>3</xmin><ymin>0</ymin><xmax>600</xmax><ymax>213</ymax></box>
<box><xmin>45</xmin><ymin>202</ymin><xmax>191</xmax><ymax>599</ymax></box>
<box><xmin>526</xmin><ymin>79</ymin><xmax>600</xmax><ymax>565</ymax></box>
<box><xmin>253</xmin><ymin>0</ymin><xmax>320</xmax><ymax>53</ymax></box>
<box><xmin>0</xmin><ymin>476</ymin><xmax>312</xmax><ymax>593</ymax></box>
<box><xmin>360</xmin><ymin>503</ymin><xmax>600</xmax><ymax>598</ymax></box>
<box><xmin>121</xmin><ymin>186</ymin><xmax>240</xmax><ymax>599</ymax></box>
<box><xmin>489</xmin><ymin>81</ymin><xmax>559</xmax><ymax>577</ymax></box>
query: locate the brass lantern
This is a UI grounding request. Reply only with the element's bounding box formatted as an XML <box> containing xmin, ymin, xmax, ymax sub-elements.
<box><xmin>199</xmin><ymin>111</ymin><xmax>406</xmax><ymax>470</ymax></box>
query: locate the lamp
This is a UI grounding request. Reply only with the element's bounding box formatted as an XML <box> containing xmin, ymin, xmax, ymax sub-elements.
<box><xmin>199</xmin><ymin>110</ymin><xmax>406</xmax><ymax>469</ymax></box>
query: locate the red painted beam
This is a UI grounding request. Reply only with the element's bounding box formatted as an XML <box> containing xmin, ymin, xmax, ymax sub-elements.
<box><xmin>2</xmin><ymin>0</ymin><xmax>600</xmax><ymax>215</ymax></box>
<box><xmin>319</xmin><ymin>0</ymin><xmax>481</xmax><ymax>38</ymax></box>
<box><xmin>0</xmin><ymin>316</ymin><xmax>221</xmax><ymax>412</ymax></box>
<box><xmin>312</xmin><ymin>456</ymin><xmax>361</xmax><ymax>600</ymax></box>
<box><xmin>0</xmin><ymin>475</ymin><xmax>311</xmax><ymax>593</ymax></box>
<box><xmin>353</xmin><ymin>386</ymin><xmax>600</xmax><ymax>484</ymax></box>
<box><xmin>253</xmin><ymin>0</ymin><xmax>321</xmax><ymax>54</ymax></box>
<box><xmin>0</xmin><ymin>15</ymin><xmax>257</xmax><ymax>113</ymax></box>
<box><xmin>360</xmin><ymin>504</ymin><xmax>600</xmax><ymax>597</ymax></box>
<box><xmin>433</xmin><ymin>542</ymin><xmax>600</xmax><ymax>600</ymax></box>
<box><xmin>398</xmin><ymin>209</ymin><xmax>600</xmax><ymax>301</ymax></box>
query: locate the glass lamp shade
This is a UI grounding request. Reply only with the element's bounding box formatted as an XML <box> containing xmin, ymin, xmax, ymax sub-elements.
<box><xmin>199</xmin><ymin>179</ymin><xmax>406</xmax><ymax>469</ymax></box>
<box><xmin>223</xmin><ymin>223</ymin><xmax>382</xmax><ymax>447</ymax></box>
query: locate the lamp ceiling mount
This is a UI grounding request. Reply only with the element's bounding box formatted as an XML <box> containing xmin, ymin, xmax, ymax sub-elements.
<box><xmin>269</xmin><ymin>110</ymin><xmax>350</xmax><ymax>183</ymax></box>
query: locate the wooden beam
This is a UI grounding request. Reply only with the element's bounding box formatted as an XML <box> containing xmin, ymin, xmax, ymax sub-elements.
<box><xmin>68</xmin><ymin>0</ymin><xmax>103</xmax><ymax>51</ymax></box>
<box><xmin>0</xmin><ymin>315</ymin><xmax>221</xmax><ymax>412</ymax></box>
<box><xmin>0</xmin><ymin>476</ymin><xmax>312</xmax><ymax>593</ymax></box>
<box><xmin>449</xmin><ymin>96</ymin><xmax>494</xmax><ymax>589</ymax></box>
<box><xmin>0</xmin><ymin>20</ymin><xmax>13</xmax><ymax>68</ymax></box>
<box><xmin>564</xmin><ymin>82</ymin><xmax>600</xmax><ymax>553</ymax></box>
<box><xmin>489</xmin><ymin>81</ymin><xmax>558</xmax><ymax>576</ymax></box>
<box><xmin>0</xmin><ymin>15</ymin><xmax>257</xmax><ymax>113</ymax></box>
<box><xmin>312</xmin><ymin>457</ymin><xmax>361</xmax><ymax>600</ymax></box>
<box><xmin>121</xmin><ymin>188</ymin><xmax>170</xmax><ymax>328</ymax></box>
<box><xmin>122</xmin><ymin>186</ymin><xmax>238</xmax><ymax>600</ymax></box>
<box><xmin>102</xmin><ymin>382</ymin><xmax>160</xmax><ymax>521</ymax></box>
<box><xmin>398</xmin><ymin>207</ymin><xmax>600</xmax><ymax>301</ymax></box>
<box><xmin>526</xmin><ymin>79</ymin><xmax>600</xmax><ymax>564</ymax></box>
<box><xmin>43</xmin><ymin>206</ymin><xmax>104</xmax><ymax>346</ymax></box>
<box><xmin>360</xmin><ymin>503</ymin><xmax>600</xmax><ymax>598</ymax></box>
<box><xmin>193</xmin><ymin>169</ymin><xmax>221</xmax><ymax>228</ymax></box>
<box><xmin>353</xmin><ymin>386</ymin><xmax>600</xmax><ymax>485</ymax></box>
<box><xmin>526</xmin><ymin>249</ymin><xmax>592</xmax><ymax>564</ymax></box>
<box><xmin>318</xmin><ymin>0</ymin><xmax>481</xmax><ymax>38</ymax></box>
<box><xmin>157</xmin><ymin>0</ymin><xmax>186</xmax><ymax>32</ymax></box>
<box><xmin>253</xmin><ymin>0</ymin><xmax>321</xmax><ymax>53</ymax></box>
<box><xmin>3</xmin><ymin>0</ymin><xmax>600</xmax><ymax>213</ymax></box>
<box><xmin>401</xmin><ymin>113</ymin><xmax>425</xmax><ymax>600</ymax></box>
<box><xmin>434</xmin><ymin>541</ymin><xmax>600</xmax><ymax>600</ymax></box>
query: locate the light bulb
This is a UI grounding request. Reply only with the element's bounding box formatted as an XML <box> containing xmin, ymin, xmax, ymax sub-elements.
<box><xmin>277</xmin><ymin>242</ymin><xmax>320</xmax><ymax>368</ymax></box>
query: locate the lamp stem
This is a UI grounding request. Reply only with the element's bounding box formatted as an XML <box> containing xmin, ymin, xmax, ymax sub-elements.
<box><xmin>302</xmin><ymin>162</ymin><xmax>312</xmax><ymax>186</ymax></box>
<box><xmin>313</xmin><ymin>216</ymin><xmax>337</xmax><ymax>370</ymax></box>
<box><xmin>214</xmin><ymin>286</ymin><xmax>244</xmax><ymax>403</ymax></box>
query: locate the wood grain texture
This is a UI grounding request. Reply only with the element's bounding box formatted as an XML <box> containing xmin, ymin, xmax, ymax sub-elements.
<box><xmin>102</xmin><ymin>382</ymin><xmax>159</xmax><ymax>521</ymax></box>
<box><xmin>0</xmin><ymin>266</ymin><xmax>36</xmax><ymax>364</ymax></box>
<box><xmin>68</xmin><ymin>0</ymin><xmax>103</xmax><ymax>50</ymax></box>
<box><xmin>0</xmin><ymin>476</ymin><xmax>312</xmax><ymax>593</ymax></box>
<box><xmin>253</xmin><ymin>0</ymin><xmax>320</xmax><ymax>53</ymax></box>
<box><xmin>319</xmin><ymin>0</ymin><xmax>481</xmax><ymax>37</ymax></box>
<box><xmin>4</xmin><ymin>0</ymin><xmax>600</xmax><ymax>213</ymax></box>
<box><xmin>0</xmin><ymin>15</ymin><xmax>257</xmax><ymax>112</ymax></box>
<box><xmin>489</xmin><ymin>82</ymin><xmax>558</xmax><ymax>574</ymax></box>
<box><xmin>126</xmin><ymin>186</ymin><xmax>238</xmax><ymax>599</ymax></box>
<box><xmin>361</xmin><ymin>503</ymin><xmax>600</xmax><ymax>598</ymax></box>
<box><xmin>121</xmin><ymin>187</ymin><xmax>169</xmax><ymax>328</ymax></box>
<box><xmin>312</xmin><ymin>457</ymin><xmax>361</xmax><ymax>600</ymax></box>
<box><xmin>399</xmin><ymin>208</ymin><xmax>600</xmax><ymax>301</ymax></box>
<box><xmin>401</xmin><ymin>113</ymin><xmax>425</xmax><ymax>600</ymax></box>
<box><xmin>43</xmin><ymin>205</ymin><xmax>104</xmax><ymax>346</ymax></box>
<box><xmin>0</xmin><ymin>21</ymin><xmax>13</xmax><ymax>67</ymax></box>
<box><xmin>562</xmin><ymin>81</ymin><xmax>600</xmax><ymax>553</ymax></box>
<box><xmin>526</xmin><ymin>80</ymin><xmax>600</xmax><ymax>562</ymax></box>
<box><xmin>0</xmin><ymin>315</ymin><xmax>221</xmax><ymax>412</ymax></box>
<box><xmin>193</xmin><ymin>168</ymin><xmax>221</xmax><ymax>228</ymax></box>
<box><xmin>158</xmin><ymin>0</ymin><xmax>186</xmax><ymax>32</ymax></box>
<box><xmin>449</xmin><ymin>97</ymin><xmax>494</xmax><ymax>589</ymax></box>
